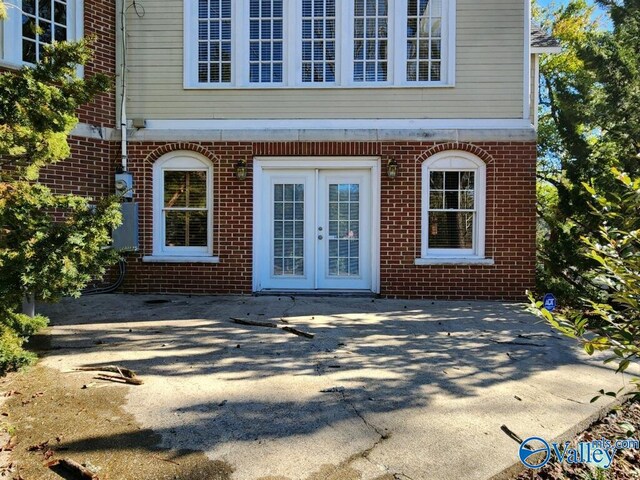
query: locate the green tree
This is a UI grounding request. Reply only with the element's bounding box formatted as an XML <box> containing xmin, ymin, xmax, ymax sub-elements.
<box><xmin>535</xmin><ymin>0</ymin><xmax>640</xmax><ymax>301</ymax></box>
<box><xmin>0</xmin><ymin>40</ymin><xmax>121</xmax><ymax>373</ymax></box>
<box><xmin>532</xmin><ymin>0</ymin><xmax>640</xmax><ymax>395</ymax></box>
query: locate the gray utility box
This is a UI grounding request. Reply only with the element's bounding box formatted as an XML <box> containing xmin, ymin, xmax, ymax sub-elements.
<box><xmin>112</xmin><ymin>202</ymin><xmax>139</xmax><ymax>251</ymax></box>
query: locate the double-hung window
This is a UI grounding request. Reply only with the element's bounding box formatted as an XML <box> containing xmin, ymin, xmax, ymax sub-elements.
<box><xmin>2</xmin><ymin>0</ymin><xmax>82</xmax><ymax>66</ymax></box>
<box><xmin>420</xmin><ymin>152</ymin><xmax>486</xmax><ymax>261</ymax></box>
<box><xmin>185</xmin><ymin>0</ymin><xmax>455</xmax><ymax>88</ymax></box>
<box><xmin>152</xmin><ymin>152</ymin><xmax>214</xmax><ymax>258</ymax></box>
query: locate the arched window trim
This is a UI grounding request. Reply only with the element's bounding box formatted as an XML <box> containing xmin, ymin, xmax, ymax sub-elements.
<box><xmin>420</xmin><ymin>150</ymin><xmax>487</xmax><ymax>262</ymax></box>
<box><xmin>151</xmin><ymin>150</ymin><xmax>215</xmax><ymax>259</ymax></box>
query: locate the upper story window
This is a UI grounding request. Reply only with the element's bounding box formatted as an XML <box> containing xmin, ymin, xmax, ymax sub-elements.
<box><xmin>421</xmin><ymin>151</ymin><xmax>486</xmax><ymax>260</ymax></box>
<box><xmin>2</xmin><ymin>0</ymin><xmax>82</xmax><ymax>66</ymax></box>
<box><xmin>184</xmin><ymin>0</ymin><xmax>455</xmax><ymax>88</ymax></box>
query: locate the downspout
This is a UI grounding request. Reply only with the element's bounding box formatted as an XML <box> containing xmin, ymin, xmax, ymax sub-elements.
<box><xmin>120</xmin><ymin>0</ymin><xmax>128</xmax><ymax>171</ymax></box>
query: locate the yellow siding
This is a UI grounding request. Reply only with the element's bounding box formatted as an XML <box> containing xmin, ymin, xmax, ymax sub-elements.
<box><xmin>124</xmin><ymin>0</ymin><xmax>526</xmax><ymax>120</ymax></box>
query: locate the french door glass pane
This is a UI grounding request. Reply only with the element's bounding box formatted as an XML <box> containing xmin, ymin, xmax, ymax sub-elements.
<box><xmin>273</xmin><ymin>184</ymin><xmax>304</xmax><ymax>276</ymax></box>
<box><xmin>328</xmin><ymin>184</ymin><xmax>360</xmax><ymax>276</ymax></box>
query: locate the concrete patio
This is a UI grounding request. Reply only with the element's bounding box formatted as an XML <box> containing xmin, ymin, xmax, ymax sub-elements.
<box><xmin>26</xmin><ymin>294</ymin><xmax>631</xmax><ymax>480</ymax></box>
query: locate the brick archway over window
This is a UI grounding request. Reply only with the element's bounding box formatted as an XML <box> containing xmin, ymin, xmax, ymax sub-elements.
<box><xmin>144</xmin><ymin>143</ymin><xmax>221</xmax><ymax>165</ymax></box>
<box><xmin>414</xmin><ymin>142</ymin><xmax>495</xmax><ymax>165</ymax></box>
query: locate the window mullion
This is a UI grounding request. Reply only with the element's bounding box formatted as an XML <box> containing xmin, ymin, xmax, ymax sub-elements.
<box><xmin>393</xmin><ymin>0</ymin><xmax>407</xmax><ymax>85</ymax></box>
<box><xmin>287</xmin><ymin>0</ymin><xmax>298</xmax><ymax>86</ymax></box>
<box><xmin>234</xmin><ymin>0</ymin><xmax>247</xmax><ymax>87</ymax></box>
<box><xmin>341</xmin><ymin>0</ymin><xmax>353</xmax><ymax>86</ymax></box>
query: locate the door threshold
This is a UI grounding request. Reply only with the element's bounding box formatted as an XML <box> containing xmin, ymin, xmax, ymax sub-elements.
<box><xmin>255</xmin><ymin>290</ymin><xmax>378</xmax><ymax>298</ymax></box>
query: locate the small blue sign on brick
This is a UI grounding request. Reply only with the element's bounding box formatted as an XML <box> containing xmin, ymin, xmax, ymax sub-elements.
<box><xmin>543</xmin><ymin>293</ymin><xmax>557</xmax><ymax>312</ymax></box>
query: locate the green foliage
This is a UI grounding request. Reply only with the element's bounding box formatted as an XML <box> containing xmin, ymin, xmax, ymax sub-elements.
<box><xmin>532</xmin><ymin>1</ymin><xmax>640</xmax><ymax>397</ymax></box>
<box><xmin>0</xmin><ymin>39</ymin><xmax>111</xmax><ymax>181</ymax></box>
<box><xmin>532</xmin><ymin>170</ymin><xmax>640</xmax><ymax>399</ymax></box>
<box><xmin>535</xmin><ymin>0</ymin><xmax>640</xmax><ymax>303</ymax></box>
<box><xmin>0</xmin><ymin>40</ymin><xmax>118</xmax><ymax>374</ymax></box>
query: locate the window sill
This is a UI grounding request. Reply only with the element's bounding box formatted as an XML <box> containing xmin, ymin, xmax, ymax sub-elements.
<box><xmin>0</xmin><ymin>59</ymin><xmax>24</xmax><ymax>70</ymax></box>
<box><xmin>142</xmin><ymin>256</ymin><xmax>220</xmax><ymax>264</ymax></box>
<box><xmin>415</xmin><ymin>257</ymin><xmax>495</xmax><ymax>266</ymax></box>
<box><xmin>183</xmin><ymin>82</ymin><xmax>455</xmax><ymax>90</ymax></box>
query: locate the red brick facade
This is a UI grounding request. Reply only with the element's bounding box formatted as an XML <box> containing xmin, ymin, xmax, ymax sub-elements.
<box><xmin>77</xmin><ymin>0</ymin><xmax>117</xmax><ymax>128</ymax></box>
<box><xmin>40</xmin><ymin>140</ymin><xmax>536</xmax><ymax>299</ymax></box>
<box><xmin>11</xmin><ymin>1</ymin><xmax>537</xmax><ymax>300</ymax></box>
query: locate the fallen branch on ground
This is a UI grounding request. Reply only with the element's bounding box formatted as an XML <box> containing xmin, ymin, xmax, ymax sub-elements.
<box><xmin>230</xmin><ymin>317</ymin><xmax>278</xmax><ymax>328</ymax></box>
<box><xmin>281</xmin><ymin>326</ymin><xmax>314</xmax><ymax>339</ymax></box>
<box><xmin>74</xmin><ymin>365</ymin><xmax>143</xmax><ymax>385</ymax></box>
<box><xmin>94</xmin><ymin>373</ymin><xmax>144</xmax><ymax>386</ymax></box>
<box><xmin>46</xmin><ymin>458</ymin><xmax>99</xmax><ymax>479</ymax></box>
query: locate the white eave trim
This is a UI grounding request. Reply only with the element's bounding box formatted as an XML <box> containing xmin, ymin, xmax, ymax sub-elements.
<box><xmin>531</xmin><ymin>46</ymin><xmax>562</xmax><ymax>54</ymax></box>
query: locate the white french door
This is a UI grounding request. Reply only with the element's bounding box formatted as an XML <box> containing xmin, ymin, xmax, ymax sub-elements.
<box><xmin>255</xmin><ymin>161</ymin><xmax>377</xmax><ymax>292</ymax></box>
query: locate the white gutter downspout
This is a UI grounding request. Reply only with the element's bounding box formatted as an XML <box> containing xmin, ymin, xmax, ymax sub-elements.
<box><xmin>120</xmin><ymin>0</ymin><xmax>128</xmax><ymax>171</ymax></box>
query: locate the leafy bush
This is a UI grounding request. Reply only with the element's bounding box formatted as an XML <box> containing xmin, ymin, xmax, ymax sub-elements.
<box><xmin>531</xmin><ymin>169</ymin><xmax>640</xmax><ymax>399</ymax></box>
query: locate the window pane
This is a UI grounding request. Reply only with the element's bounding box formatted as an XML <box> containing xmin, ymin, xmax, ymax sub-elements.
<box><xmin>273</xmin><ymin>183</ymin><xmax>304</xmax><ymax>276</ymax></box>
<box><xmin>406</xmin><ymin>0</ymin><xmax>443</xmax><ymax>82</ymax></box>
<box><xmin>165</xmin><ymin>211</ymin><xmax>208</xmax><ymax>247</ymax></box>
<box><xmin>198</xmin><ymin>0</ymin><xmax>232</xmax><ymax>83</ymax></box>
<box><xmin>428</xmin><ymin>212</ymin><xmax>474</xmax><ymax>249</ymax></box>
<box><xmin>328</xmin><ymin>183</ymin><xmax>360</xmax><ymax>277</ymax></box>
<box><xmin>164</xmin><ymin>171</ymin><xmax>207</xmax><ymax>208</ymax></box>
<box><xmin>22</xmin><ymin>0</ymin><xmax>66</xmax><ymax>62</ymax></box>
<box><xmin>353</xmin><ymin>0</ymin><xmax>388</xmax><ymax>82</ymax></box>
<box><xmin>250</xmin><ymin>0</ymin><xmax>284</xmax><ymax>83</ymax></box>
<box><xmin>301</xmin><ymin>0</ymin><xmax>336</xmax><ymax>83</ymax></box>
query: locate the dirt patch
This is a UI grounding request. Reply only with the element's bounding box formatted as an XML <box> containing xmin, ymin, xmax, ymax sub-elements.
<box><xmin>0</xmin><ymin>365</ymin><xmax>232</xmax><ymax>480</ymax></box>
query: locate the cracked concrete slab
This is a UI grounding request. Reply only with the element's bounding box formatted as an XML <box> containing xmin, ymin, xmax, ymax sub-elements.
<box><xmin>34</xmin><ymin>295</ymin><xmax>633</xmax><ymax>480</ymax></box>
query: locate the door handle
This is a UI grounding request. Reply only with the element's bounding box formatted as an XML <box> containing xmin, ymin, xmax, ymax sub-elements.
<box><xmin>318</xmin><ymin>235</ymin><xmax>323</xmax><ymax>240</ymax></box>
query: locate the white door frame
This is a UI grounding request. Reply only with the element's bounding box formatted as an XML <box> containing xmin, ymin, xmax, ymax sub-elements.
<box><xmin>253</xmin><ymin>156</ymin><xmax>381</xmax><ymax>293</ymax></box>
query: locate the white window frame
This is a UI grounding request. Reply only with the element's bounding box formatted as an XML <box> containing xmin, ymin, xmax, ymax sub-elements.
<box><xmin>152</xmin><ymin>151</ymin><xmax>214</xmax><ymax>258</ymax></box>
<box><xmin>184</xmin><ymin>0</ymin><xmax>456</xmax><ymax>89</ymax></box>
<box><xmin>420</xmin><ymin>151</ymin><xmax>486</xmax><ymax>262</ymax></box>
<box><xmin>2</xmin><ymin>0</ymin><xmax>83</xmax><ymax>68</ymax></box>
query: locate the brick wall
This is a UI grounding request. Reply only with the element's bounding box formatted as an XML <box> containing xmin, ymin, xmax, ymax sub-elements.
<box><xmin>111</xmin><ymin>140</ymin><xmax>536</xmax><ymax>300</ymax></box>
<box><xmin>77</xmin><ymin>0</ymin><xmax>117</xmax><ymax>128</ymax></box>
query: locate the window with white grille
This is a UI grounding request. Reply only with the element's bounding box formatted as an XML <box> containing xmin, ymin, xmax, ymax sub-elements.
<box><xmin>302</xmin><ymin>0</ymin><xmax>336</xmax><ymax>83</ymax></box>
<box><xmin>421</xmin><ymin>152</ymin><xmax>486</xmax><ymax>259</ymax></box>
<box><xmin>3</xmin><ymin>0</ymin><xmax>81</xmax><ymax>66</ymax></box>
<box><xmin>198</xmin><ymin>0</ymin><xmax>232</xmax><ymax>83</ymax></box>
<box><xmin>153</xmin><ymin>152</ymin><xmax>214</xmax><ymax>257</ymax></box>
<box><xmin>353</xmin><ymin>0</ymin><xmax>388</xmax><ymax>82</ymax></box>
<box><xmin>407</xmin><ymin>0</ymin><xmax>443</xmax><ymax>82</ymax></box>
<box><xmin>185</xmin><ymin>0</ymin><xmax>455</xmax><ymax>88</ymax></box>
<box><xmin>249</xmin><ymin>0</ymin><xmax>284</xmax><ymax>83</ymax></box>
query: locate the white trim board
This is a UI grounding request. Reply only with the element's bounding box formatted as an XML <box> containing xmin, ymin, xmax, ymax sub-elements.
<box><xmin>144</xmin><ymin>119</ymin><xmax>534</xmax><ymax>131</ymax></box>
